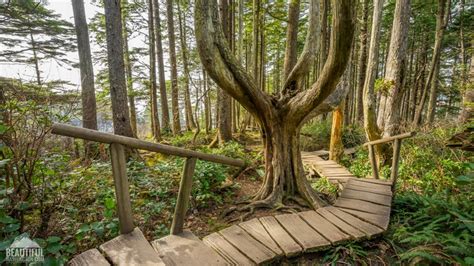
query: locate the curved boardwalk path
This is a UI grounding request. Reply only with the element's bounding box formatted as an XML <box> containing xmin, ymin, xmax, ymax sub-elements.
<box><xmin>70</xmin><ymin>152</ymin><xmax>393</xmax><ymax>266</ymax></box>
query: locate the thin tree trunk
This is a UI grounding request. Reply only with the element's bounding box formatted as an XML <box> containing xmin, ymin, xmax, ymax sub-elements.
<box><xmin>217</xmin><ymin>0</ymin><xmax>232</xmax><ymax>143</ymax></box>
<box><xmin>177</xmin><ymin>1</ymin><xmax>196</xmax><ymax>131</ymax></box>
<box><xmin>72</xmin><ymin>0</ymin><xmax>98</xmax><ymax>157</ymax></box>
<box><xmin>413</xmin><ymin>0</ymin><xmax>449</xmax><ymax>126</ymax></box>
<box><xmin>426</xmin><ymin>61</ymin><xmax>440</xmax><ymax>123</ymax></box>
<box><xmin>148</xmin><ymin>0</ymin><xmax>161</xmax><ymax>141</ymax></box>
<box><xmin>318</xmin><ymin>0</ymin><xmax>329</xmax><ymax>72</ymax></box>
<box><xmin>103</xmin><ymin>0</ymin><xmax>134</xmax><ymax>137</ymax></box>
<box><xmin>29</xmin><ymin>33</ymin><xmax>41</xmax><ymax>86</ymax></box>
<box><xmin>166</xmin><ymin>0</ymin><xmax>182</xmax><ymax>135</ymax></box>
<box><xmin>122</xmin><ymin>0</ymin><xmax>137</xmax><ymax>136</ymax></box>
<box><xmin>355</xmin><ymin>0</ymin><xmax>369</xmax><ymax>123</ymax></box>
<box><xmin>153</xmin><ymin>0</ymin><xmax>171</xmax><ymax>133</ymax></box>
<box><xmin>282</xmin><ymin>0</ymin><xmax>300</xmax><ymax>80</ymax></box>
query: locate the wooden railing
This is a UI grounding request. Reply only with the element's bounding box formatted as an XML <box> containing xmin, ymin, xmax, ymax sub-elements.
<box><xmin>363</xmin><ymin>132</ymin><xmax>415</xmax><ymax>189</ymax></box>
<box><xmin>51</xmin><ymin>123</ymin><xmax>245</xmax><ymax>235</ymax></box>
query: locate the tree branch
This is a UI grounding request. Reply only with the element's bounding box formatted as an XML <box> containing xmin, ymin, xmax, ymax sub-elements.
<box><xmin>285</xmin><ymin>0</ymin><xmax>355</xmax><ymax>127</ymax></box>
<box><xmin>281</xmin><ymin>0</ymin><xmax>320</xmax><ymax>97</ymax></box>
<box><xmin>194</xmin><ymin>0</ymin><xmax>272</xmax><ymax>120</ymax></box>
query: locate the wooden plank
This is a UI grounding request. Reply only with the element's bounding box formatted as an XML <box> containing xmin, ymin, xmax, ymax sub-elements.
<box><xmin>341</xmin><ymin>189</ymin><xmax>392</xmax><ymax>206</ymax></box>
<box><xmin>356</xmin><ymin>178</ymin><xmax>393</xmax><ymax>186</ymax></box>
<box><xmin>51</xmin><ymin>123</ymin><xmax>245</xmax><ymax>167</ymax></box>
<box><xmin>349</xmin><ymin>179</ymin><xmax>392</xmax><ymax>191</ymax></box>
<box><xmin>110</xmin><ymin>143</ymin><xmax>134</xmax><ymax>234</ymax></box>
<box><xmin>346</xmin><ymin>183</ymin><xmax>392</xmax><ymax>196</ymax></box>
<box><xmin>239</xmin><ymin>219</ymin><xmax>283</xmax><ymax>256</ymax></box>
<box><xmin>151</xmin><ymin>231</ymin><xmax>227</xmax><ymax>266</ymax></box>
<box><xmin>69</xmin><ymin>249</ymin><xmax>110</xmax><ymax>266</ymax></box>
<box><xmin>320</xmin><ymin>172</ymin><xmax>353</xmax><ymax>176</ymax></box>
<box><xmin>339</xmin><ymin>208</ymin><xmax>389</xmax><ymax>230</ymax></box>
<box><xmin>275</xmin><ymin>214</ymin><xmax>330</xmax><ymax>251</ymax></box>
<box><xmin>203</xmin><ymin>233</ymin><xmax>254</xmax><ymax>266</ymax></box>
<box><xmin>316</xmin><ymin>208</ymin><xmax>365</xmax><ymax>239</ymax></box>
<box><xmin>99</xmin><ymin>228</ymin><xmax>165</xmax><ymax>266</ymax></box>
<box><xmin>326</xmin><ymin>207</ymin><xmax>384</xmax><ymax>237</ymax></box>
<box><xmin>334</xmin><ymin>198</ymin><xmax>390</xmax><ymax>215</ymax></box>
<box><xmin>259</xmin><ymin>216</ymin><xmax>302</xmax><ymax>256</ymax></box>
<box><xmin>171</xmin><ymin>157</ymin><xmax>197</xmax><ymax>235</ymax></box>
<box><xmin>219</xmin><ymin>225</ymin><xmax>275</xmax><ymax>264</ymax></box>
<box><xmin>299</xmin><ymin>211</ymin><xmax>349</xmax><ymax>244</ymax></box>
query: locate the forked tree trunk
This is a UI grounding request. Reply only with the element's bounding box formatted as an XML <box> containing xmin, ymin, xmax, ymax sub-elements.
<box><xmin>195</xmin><ymin>0</ymin><xmax>354</xmax><ymax>209</ymax></box>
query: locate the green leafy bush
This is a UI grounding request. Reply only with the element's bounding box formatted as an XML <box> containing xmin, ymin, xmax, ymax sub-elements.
<box><xmin>390</xmin><ymin>172</ymin><xmax>474</xmax><ymax>265</ymax></box>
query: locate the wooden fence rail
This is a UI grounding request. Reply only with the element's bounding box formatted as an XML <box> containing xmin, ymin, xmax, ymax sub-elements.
<box><xmin>51</xmin><ymin>123</ymin><xmax>245</xmax><ymax>235</ymax></box>
<box><xmin>363</xmin><ymin>132</ymin><xmax>415</xmax><ymax>190</ymax></box>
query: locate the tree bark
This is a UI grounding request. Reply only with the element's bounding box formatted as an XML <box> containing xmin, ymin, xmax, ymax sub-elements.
<box><xmin>363</xmin><ymin>0</ymin><xmax>384</xmax><ymax>142</ymax></box>
<box><xmin>355</xmin><ymin>0</ymin><xmax>369</xmax><ymax>123</ymax></box>
<box><xmin>377</xmin><ymin>0</ymin><xmax>410</xmax><ymax>137</ymax></box>
<box><xmin>282</xmin><ymin>0</ymin><xmax>300</xmax><ymax>80</ymax></box>
<box><xmin>103</xmin><ymin>0</ymin><xmax>134</xmax><ymax>137</ymax></box>
<box><xmin>166</xmin><ymin>0</ymin><xmax>182</xmax><ymax>135</ymax></box>
<box><xmin>71</xmin><ymin>0</ymin><xmax>98</xmax><ymax>156</ymax></box>
<box><xmin>217</xmin><ymin>0</ymin><xmax>233</xmax><ymax>143</ymax></box>
<box><xmin>148</xmin><ymin>0</ymin><xmax>161</xmax><ymax>141</ymax></box>
<box><xmin>426</xmin><ymin>61</ymin><xmax>441</xmax><ymax>123</ymax></box>
<box><xmin>122</xmin><ymin>0</ymin><xmax>137</xmax><ymax>136</ymax></box>
<box><xmin>177</xmin><ymin>1</ymin><xmax>197</xmax><ymax>131</ymax></box>
<box><xmin>153</xmin><ymin>0</ymin><xmax>171</xmax><ymax>133</ymax></box>
<box><xmin>329</xmin><ymin>102</ymin><xmax>344</xmax><ymax>162</ymax></box>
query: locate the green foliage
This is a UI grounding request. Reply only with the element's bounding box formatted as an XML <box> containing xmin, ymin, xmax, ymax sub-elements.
<box><xmin>301</xmin><ymin>121</ymin><xmax>366</xmax><ymax>151</ymax></box>
<box><xmin>311</xmin><ymin>177</ymin><xmax>338</xmax><ymax>199</ymax></box>
<box><xmin>390</xmin><ymin>178</ymin><xmax>474</xmax><ymax>265</ymax></box>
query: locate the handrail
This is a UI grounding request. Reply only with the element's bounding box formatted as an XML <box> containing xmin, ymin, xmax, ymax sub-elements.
<box><xmin>51</xmin><ymin>123</ymin><xmax>246</xmax><ymax>235</ymax></box>
<box><xmin>363</xmin><ymin>131</ymin><xmax>416</xmax><ymax>146</ymax></box>
<box><xmin>51</xmin><ymin>123</ymin><xmax>245</xmax><ymax>167</ymax></box>
<box><xmin>363</xmin><ymin>131</ymin><xmax>415</xmax><ymax>189</ymax></box>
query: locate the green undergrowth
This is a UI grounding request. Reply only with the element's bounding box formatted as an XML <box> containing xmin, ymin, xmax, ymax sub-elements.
<box><xmin>1</xmin><ymin>137</ymin><xmax>252</xmax><ymax>264</ymax></box>
<box><xmin>300</xmin><ymin>120</ymin><xmax>365</xmax><ymax>151</ymax></box>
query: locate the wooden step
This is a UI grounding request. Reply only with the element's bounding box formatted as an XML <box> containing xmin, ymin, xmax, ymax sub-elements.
<box><xmin>259</xmin><ymin>216</ymin><xmax>303</xmax><ymax>257</ymax></box>
<box><xmin>326</xmin><ymin>207</ymin><xmax>384</xmax><ymax>238</ymax></box>
<box><xmin>99</xmin><ymin>228</ymin><xmax>165</xmax><ymax>266</ymax></box>
<box><xmin>151</xmin><ymin>231</ymin><xmax>227</xmax><ymax>266</ymax></box>
<box><xmin>69</xmin><ymin>248</ymin><xmax>110</xmax><ymax>266</ymax></box>
<box><xmin>219</xmin><ymin>225</ymin><xmax>276</xmax><ymax>264</ymax></box>
<box><xmin>203</xmin><ymin>232</ymin><xmax>254</xmax><ymax>265</ymax></box>
<box><xmin>298</xmin><ymin>211</ymin><xmax>350</xmax><ymax>244</ymax></box>
<box><xmin>334</xmin><ymin>198</ymin><xmax>391</xmax><ymax>216</ymax></box>
<box><xmin>239</xmin><ymin>218</ymin><xmax>283</xmax><ymax>257</ymax></box>
<box><xmin>340</xmin><ymin>188</ymin><xmax>392</xmax><ymax>206</ymax></box>
<box><xmin>275</xmin><ymin>213</ymin><xmax>330</xmax><ymax>252</ymax></box>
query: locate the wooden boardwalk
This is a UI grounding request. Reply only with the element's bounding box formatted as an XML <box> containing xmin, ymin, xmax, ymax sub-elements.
<box><xmin>70</xmin><ymin>153</ymin><xmax>393</xmax><ymax>265</ymax></box>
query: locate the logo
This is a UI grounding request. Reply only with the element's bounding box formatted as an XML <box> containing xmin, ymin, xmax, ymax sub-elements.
<box><xmin>5</xmin><ymin>234</ymin><xmax>44</xmax><ymax>263</ymax></box>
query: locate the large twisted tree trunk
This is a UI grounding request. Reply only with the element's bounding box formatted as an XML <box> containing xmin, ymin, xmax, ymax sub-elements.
<box><xmin>195</xmin><ymin>0</ymin><xmax>355</xmax><ymax>209</ymax></box>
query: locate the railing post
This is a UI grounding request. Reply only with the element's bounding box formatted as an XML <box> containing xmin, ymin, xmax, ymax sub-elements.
<box><xmin>171</xmin><ymin>157</ymin><xmax>197</xmax><ymax>235</ymax></box>
<box><xmin>390</xmin><ymin>139</ymin><xmax>402</xmax><ymax>191</ymax></box>
<box><xmin>368</xmin><ymin>144</ymin><xmax>380</xmax><ymax>179</ymax></box>
<box><xmin>110</xmin><ymin>143</ymin><xmax>134</xmax><ymax>234</ymax></box>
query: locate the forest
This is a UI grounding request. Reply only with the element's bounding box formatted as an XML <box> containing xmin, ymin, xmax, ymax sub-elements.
<box><xmin>0</xmin><ymin>0</ymin><xmax>473</xmax><ymax>265</ymax></box>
